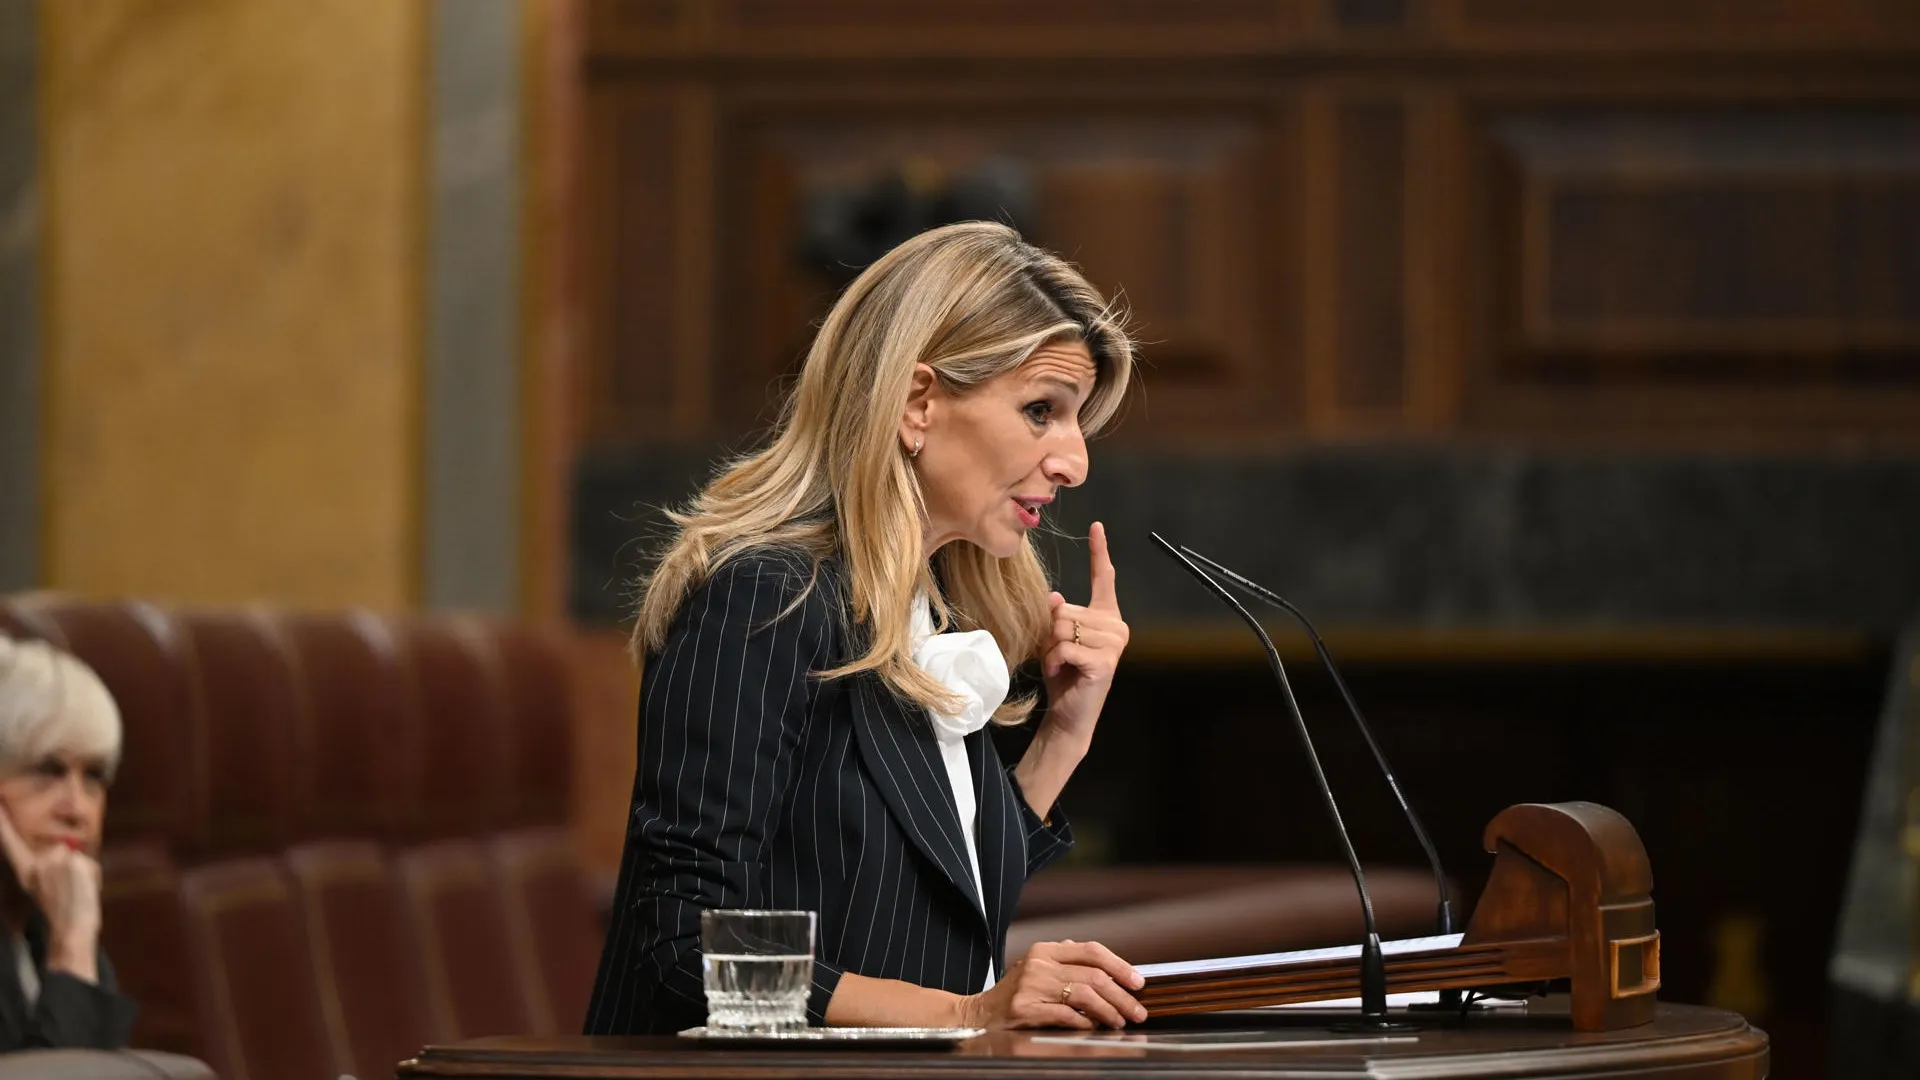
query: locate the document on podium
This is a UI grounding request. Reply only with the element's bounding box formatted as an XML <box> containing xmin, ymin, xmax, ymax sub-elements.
<box><xmin>1136</xmin><ymin>933</ymin><xmax>1465</xmax><ymax>980</ymax></box>
<box><xmin>1258</xmin><ymin>989</ymin><xmax>1525</xmax><ymax>1011</ymax></box>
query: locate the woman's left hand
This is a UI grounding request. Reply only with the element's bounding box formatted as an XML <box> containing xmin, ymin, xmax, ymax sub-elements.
<box><xmin>1040</xmin><ymin>521</ymin><xmax>1130</xmax><ymax>748</ymax></box>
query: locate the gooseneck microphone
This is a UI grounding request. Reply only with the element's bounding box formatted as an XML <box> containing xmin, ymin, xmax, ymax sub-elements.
<box><xmin>1176</xmin><ymin>545</ymin><xmax>1456</xmax><ymax>942</ymax></box>
<box><xmin>1149</xmin><ymin>532</ymin><xmax>1397</xmax><ymax>1027</ymax></box>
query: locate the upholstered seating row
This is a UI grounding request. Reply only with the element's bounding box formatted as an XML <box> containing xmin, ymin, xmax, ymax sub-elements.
<box><xmin>0</xmin><ymin>597</ymin><xmax>596</xmax><ymax>1080</ymax></box>
<box><xmin>0</xmin><ymin>600</ymin><xmax>573</xmax><ymax>856</ymax></box>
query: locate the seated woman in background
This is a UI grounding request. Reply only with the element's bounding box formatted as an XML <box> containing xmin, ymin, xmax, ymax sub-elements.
<box><xmin>587</xmin><ymin>222</ymin><xmax>1146</xmax><ymax>1035</ymax></box>
<box><xmin>0</xmin><ymin>635</ymin><xmax>135</xmax><ymax>1049</ymax></box>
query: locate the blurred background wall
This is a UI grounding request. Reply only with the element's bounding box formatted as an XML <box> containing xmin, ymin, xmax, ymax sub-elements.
<box><xmin>15</xmin><ymin>1</ymin><xmax>428</xmax><ymax>606</ymax></box>
<box><xmin>2</xmin><ymin>2</ymin><xmax>1919</xmax><ymax>1076</ymax></box>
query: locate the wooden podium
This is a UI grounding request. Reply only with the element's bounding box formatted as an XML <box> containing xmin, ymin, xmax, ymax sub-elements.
<box><xmin>399</xmin><ymin>1007</ymin><xmax>1767</xmax><ymax>1079</ymax></box>
<box><xmin>1139</xmin><ymin>801</ymin><xmax>1663</xmax><ymax>1032</ymax></box>
<box><xmin>399</xmin><ymin>803</ymin><xmax>1768</xmax><ymax>1079</ymax></box>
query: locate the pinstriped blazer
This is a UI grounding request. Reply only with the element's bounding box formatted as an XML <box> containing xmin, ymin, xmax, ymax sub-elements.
<box><xmin>583</xmin><ymin>549</ymin><xmax>1074</xmax><ymax>1035</ymax></box>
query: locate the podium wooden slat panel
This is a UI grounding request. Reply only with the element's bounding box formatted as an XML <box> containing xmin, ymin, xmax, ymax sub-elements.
<box><xmin>1138</xmin><ymin>938</ymin><xmax>1569</xmax><ymax>1014</ymax></box>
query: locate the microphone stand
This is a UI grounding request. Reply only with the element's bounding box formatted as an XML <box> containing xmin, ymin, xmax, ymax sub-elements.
<box><xmin>1149</xmin><ymin>532</ymin><xmax>1405</xmax><ymax>1030</ymax></box>
<box><xmin>1176</xmin><ymin>546</ymin><xmax>1462</xmax><ymax>1011</ymax></box>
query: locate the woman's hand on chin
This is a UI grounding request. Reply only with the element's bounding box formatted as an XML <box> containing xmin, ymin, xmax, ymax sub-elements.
<box><xmin>1039</xmin><ymin>521</ymin><xmax>1130</xmax><ymax>747</ymax></box>
<box><xmin>0</xmin><ymin>807</ymin><xmax>102</xmax><ymax>981</ymax></box>
<box><xmin>959</xmin><ymin>939</ymin><xmax>1147</xmax><ymax>1030</ymax></box>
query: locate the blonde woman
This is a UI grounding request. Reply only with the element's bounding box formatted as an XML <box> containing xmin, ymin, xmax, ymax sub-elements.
<box><xmin>0</xmin><ymin>635</ymin><xmax>135</xmax><ymax>1049</ymax></box>
<box><xmin>586</xmin><ymin>222</ymin><xmax>1147</xmax><ymax>1035</ymax></box>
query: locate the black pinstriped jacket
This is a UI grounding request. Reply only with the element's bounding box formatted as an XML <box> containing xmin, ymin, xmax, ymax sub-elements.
<box><xmin>583</xmin><ymin>550</ymin><xmax>1074</xmax><ymax>1035</ymax></box>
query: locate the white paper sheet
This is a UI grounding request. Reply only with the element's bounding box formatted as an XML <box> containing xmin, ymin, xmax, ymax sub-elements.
<box><xmin>1254</xmin><ymin>989</ymin><xmax>1524</xmax><ymax>1010</ymax></box>
<box><xmin>1135</xmin><ymin>933</ymin><xmax>1465</xmax><ymax>980</ymax></box>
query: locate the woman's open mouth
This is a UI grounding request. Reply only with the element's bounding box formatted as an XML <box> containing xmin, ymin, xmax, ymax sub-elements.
<box><xmin>1012</xmin><ymin>496</ymin><xmax>1048</xmax><ymax>528</ymax></box>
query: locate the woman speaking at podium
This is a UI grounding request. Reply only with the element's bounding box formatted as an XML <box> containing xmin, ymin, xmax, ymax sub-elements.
<box><xmin>585</xmin><ymin>222</ymin><xmax>1150</xmax><ymax>1035</ymax></box>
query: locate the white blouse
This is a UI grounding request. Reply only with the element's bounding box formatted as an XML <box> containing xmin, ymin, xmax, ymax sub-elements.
<box><xmin>908</xmin><ymin>591</ymin><xmax>1010</xmax><ymax>992</ymax></box>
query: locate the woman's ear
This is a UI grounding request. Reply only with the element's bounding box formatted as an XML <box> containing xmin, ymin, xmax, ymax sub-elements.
<box><xmin>899</xmin><ymin>362</ymin><xmax>938</xmax><ymax>448</ymax></box>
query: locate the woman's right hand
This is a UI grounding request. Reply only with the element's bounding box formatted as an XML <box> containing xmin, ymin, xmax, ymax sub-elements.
<box><xmin>958</xmin><ymin>939</ymin><xmax>1148</xmax><ymax>1030</ymax></box>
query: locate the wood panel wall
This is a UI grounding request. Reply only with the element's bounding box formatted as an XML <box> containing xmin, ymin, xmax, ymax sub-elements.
<box><xmin>575</xmin><ymin>0</ymin><xmax>1920</xmax><ymax>454</ymax></box>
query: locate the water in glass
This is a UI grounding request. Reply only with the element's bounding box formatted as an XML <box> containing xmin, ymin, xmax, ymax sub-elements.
<box><xmin>701</xmin><ymin>909</ymin><xmax>815</xmax><ymax>1032</ymax></box>
<box><xmin>702</xmin><ymin>952</ymin><xmax>811</xmax><ymax>1031</ymax></box>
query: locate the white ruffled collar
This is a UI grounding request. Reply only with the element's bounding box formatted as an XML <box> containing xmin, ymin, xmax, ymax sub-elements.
<box><xmin>908</xmin><ymin>591</ymin><xmax>1010</xmax><ymax>743</ymax></box>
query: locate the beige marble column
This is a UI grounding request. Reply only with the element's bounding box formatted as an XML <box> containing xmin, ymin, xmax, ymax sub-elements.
<box><xmin>39</xmin><ymin>0</ymin><xmax>426</xmax><ymax>607</ymax></box>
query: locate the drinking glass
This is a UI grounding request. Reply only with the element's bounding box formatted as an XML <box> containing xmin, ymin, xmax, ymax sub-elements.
<box><xmin>701</xmin><ymin>909</ymin><xmax>816</xmax><ymax>1032</ymax></box>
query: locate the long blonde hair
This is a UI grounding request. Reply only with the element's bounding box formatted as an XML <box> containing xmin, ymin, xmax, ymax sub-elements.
<box><xmin>634</xmin><ymin>222</ymin><xmax>1134</xmax><ymax>724</ymax></box>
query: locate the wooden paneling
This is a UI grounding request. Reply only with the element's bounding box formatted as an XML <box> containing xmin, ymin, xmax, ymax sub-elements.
<box><xmin>1331</xmin><ymin>0</ymin><xmax>1412</xmax><ymax>31</ymax></box>
<box><xmin>587</xmin><ymin>0</ymin><xmax>1307</xmax><ymax>59</ymax></box>
<box><xmin>715</xmin><ymin>105</ymin><xmax>1294</xmax><ymax>439</ymax></box>
<box><xmin>1335</xmin><ymin>98</ymin><xmax>1409</xmax><ymax>415</ymax></box>
<box><xmin>1538</xmin><ymin>181</ymin><xmax>1919</xmax><ymax>346</ymax></box>
<box><xmin>728</xmin><ymin>0</ymin><xmax>1281</xmax><ymax>27</ymax></box>
<box><xmin>577</xmin><ymin>0</ymin><xmax>1920</xmax><ymax>454</ymax></box>
<box><xmin>586</xmin><ymin>0</ymin><xmax>1920</xmax><ymax>58</ymax></box>
<box><xmin>582</xmin><ymin>86</ymin><xmax>681</xmax><ymax>441</ymax></box>
<box><xmin>1497</xmin><ymin>108</ymin><xmax>1920</xmax><ymax>361</ymax></box>
<box><xmin>1458</xmin><ymin>99</ymin><xmax>1920</xmax><ymax>441</ymax></box>
<box><xmin>520</xmin><ymin>0</ymin><xmax>588</xmax><ymax>621</ymax></box>
<box><xmin>581</xmin><ymin>86</ymin><xmax>1302</xmax><ymax>441</ymax></box>
<box><xmin>586</xmin><ymin>0</ymin><xmax>677</xmax><ymax>42</ymax></box>
<box><xmin>1443</xmin><ymin>0</ymin><xmax>1920</xmax><ymax>49</ymax></box>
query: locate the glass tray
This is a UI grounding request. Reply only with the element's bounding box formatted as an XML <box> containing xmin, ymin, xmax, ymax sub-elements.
<box><xmin>678</xmin><ymin>1025</ymin><xmax>986</xmax><ymax>1049</ymax></box>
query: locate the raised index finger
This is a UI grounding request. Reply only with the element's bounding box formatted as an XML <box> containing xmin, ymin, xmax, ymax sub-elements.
<box><xmin>1088</xmin><ymin>521</ymin><xmax>1118</xmax><ymax>612</ymax></box>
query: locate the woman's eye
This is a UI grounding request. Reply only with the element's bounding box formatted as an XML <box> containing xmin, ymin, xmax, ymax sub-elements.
<box><xmin>33</xmin><ymin>759</ymin><xmax>65</xmax><ymax>779</ymax></box>
<box><xmin>1023</xmin><ymin>401</ymin><xmax>1054</xmax><ymax>424</ymax></box>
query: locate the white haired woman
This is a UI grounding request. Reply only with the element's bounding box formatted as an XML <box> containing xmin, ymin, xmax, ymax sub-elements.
<box><xmin>0</xmin><ymin>635</ymin><xmax>135</xmax><ymax>1048</ymax></box>
<box><xmin>586</xmin><ymin>222</ymin><xmax>1146</xmax><ymax>1035</ymax></box>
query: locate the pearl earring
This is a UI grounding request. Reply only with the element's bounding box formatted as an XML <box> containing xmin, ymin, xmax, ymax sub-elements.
<box><xmin>909</xmin><ymin>437</ymin><xmax>923</xmax><ymax>459</ymax></box>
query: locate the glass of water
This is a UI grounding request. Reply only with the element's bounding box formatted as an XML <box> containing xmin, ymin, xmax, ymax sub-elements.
<box><xmin>701</xmin><ymin>909</ymin><xmax>815</xmax><ymax>1032</ymax></box>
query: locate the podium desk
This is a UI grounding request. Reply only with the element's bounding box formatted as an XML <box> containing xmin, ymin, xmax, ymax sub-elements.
<box><xmin>398</xmin><ymin>1004</ymin><xmax>1766</xmax><ymax>1079</ymax></box>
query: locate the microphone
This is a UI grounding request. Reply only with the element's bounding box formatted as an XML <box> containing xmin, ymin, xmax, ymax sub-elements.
<box><xmin>1149</xmin><ymin>531</ymin><xmax>1400</xmax><ymax>1029</ymax></box>
<box><xmin>1176</xmin><ymin>545</ymin><xmax>1462</xmax><ymax>1013</ymax></box>
<box><xmin>1176</xmin><ymin>546</ymin><xmax>1456</xmax><ymax>940</ymax></box>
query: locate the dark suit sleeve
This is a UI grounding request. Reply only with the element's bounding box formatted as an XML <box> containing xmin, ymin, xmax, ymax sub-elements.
<box><xmin>805</xmin><ymin>956</ymin><xmax>844</xmax><ymax>1027</ymax></box>
<box><xmin>0</xmin><ymin>950</ymin><xmax>138</xmax><ymax>1050</ymax></box>
<box><xmin>1007</xmin><ymin>768</ymin><xmax>1075</xmax><ymax>878</ymax></box>
<box><xmin>585</xmin><ymin>555</ymin><xmax>833</xmax><ymax>1035</ymax></box>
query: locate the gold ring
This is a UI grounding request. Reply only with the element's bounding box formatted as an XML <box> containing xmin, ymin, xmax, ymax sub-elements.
<box><xmin>1060</xmin><ymin>983</ymin><xmax>1076</xmax><ymax>1005</ymax></box>
<box><xmin>1072</xmin><ymin>620</ymin><xmax>1082</xmax><ymax>645</ymax></box>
